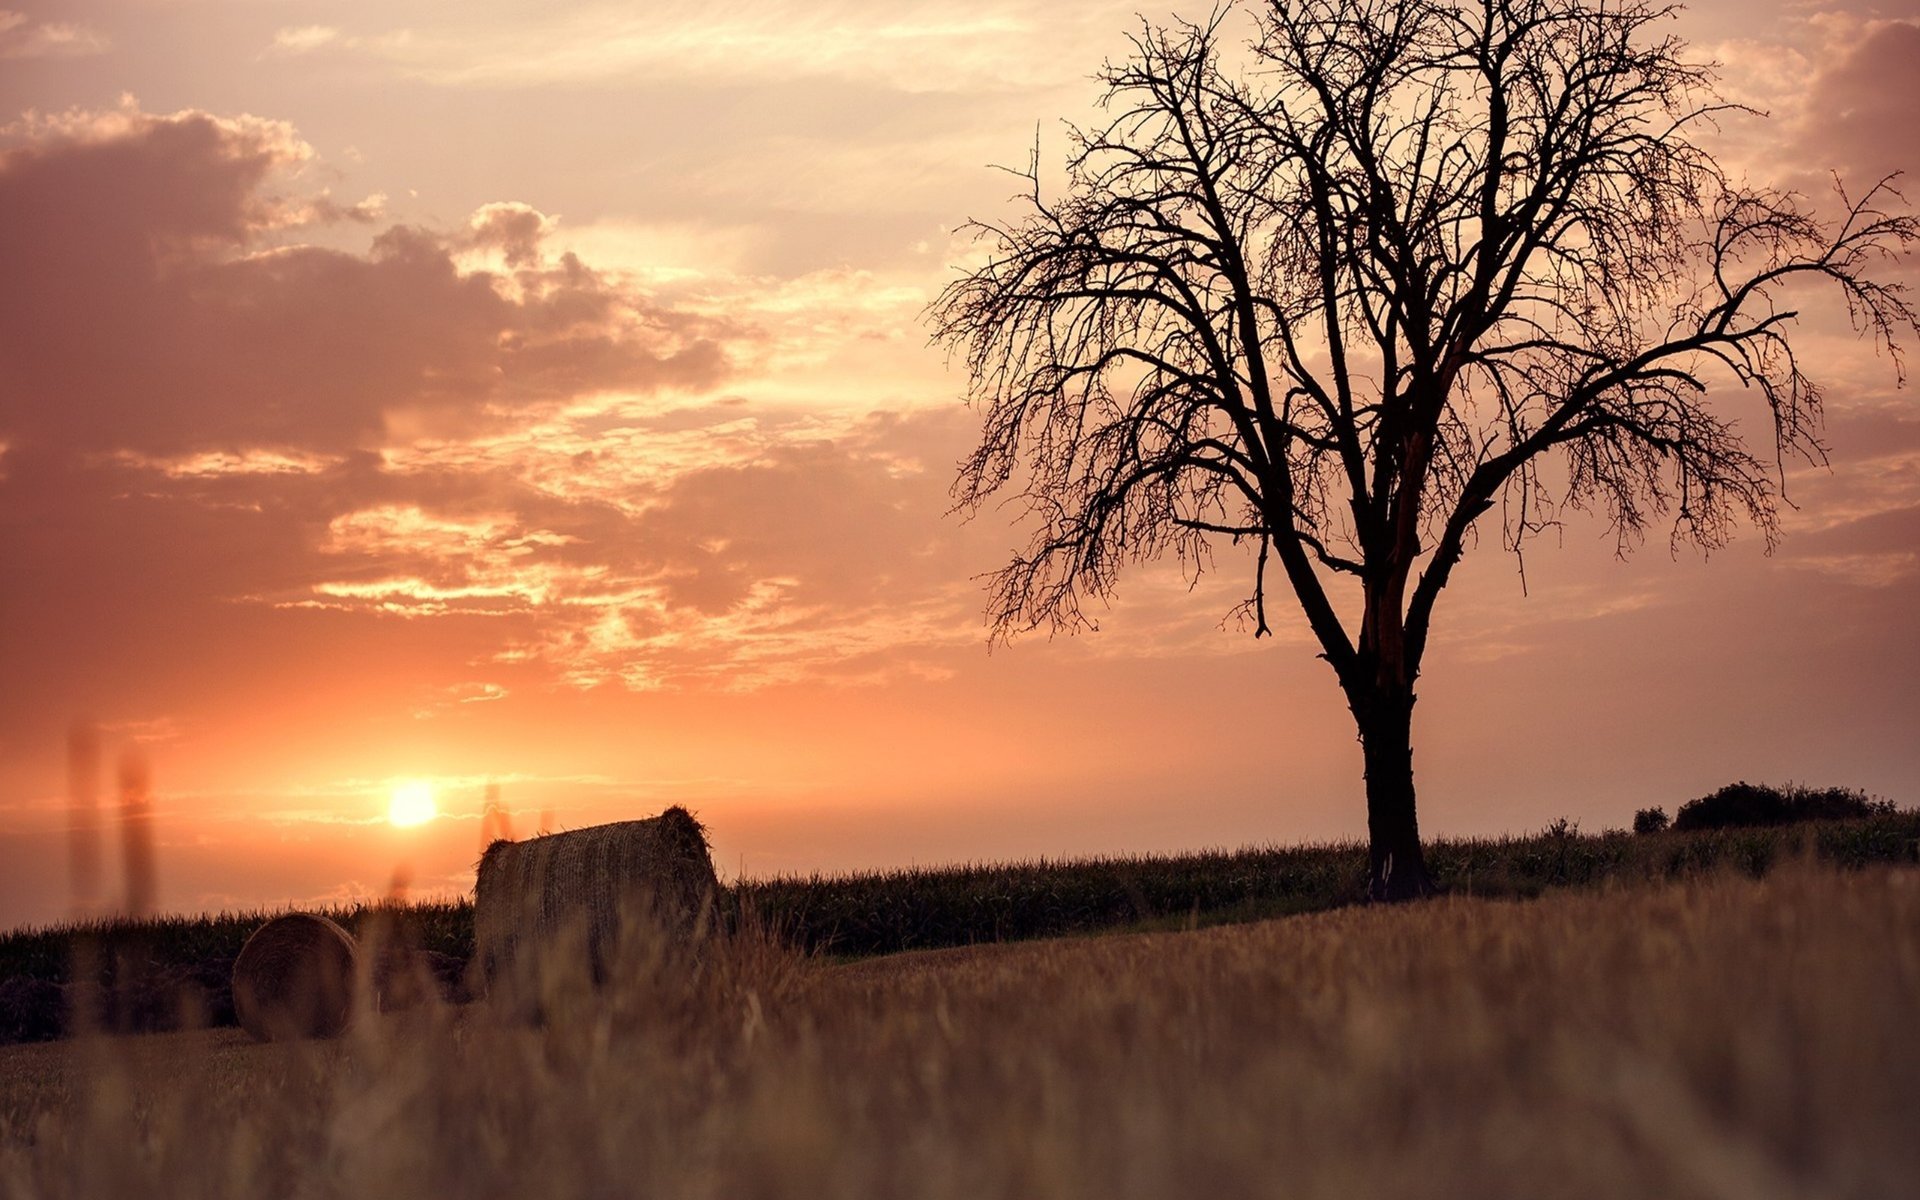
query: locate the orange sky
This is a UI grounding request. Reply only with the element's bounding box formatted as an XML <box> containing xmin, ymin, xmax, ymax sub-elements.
<box><xmin>2</xmin><ymin>0</ymin><xmax>1917</xmax><ymax>929</ymax></box>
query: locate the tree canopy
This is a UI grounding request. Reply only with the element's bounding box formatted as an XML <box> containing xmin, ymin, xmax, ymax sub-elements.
<box><xmin>931</xmin><ymin>0</ymin><xmax>1917</xmax><ymax>898</ymax></box>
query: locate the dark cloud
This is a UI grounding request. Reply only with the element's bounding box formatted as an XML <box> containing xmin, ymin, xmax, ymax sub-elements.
<box><xmin>0</xmin><ymin>105</ymin><xmax>733</xmax><ymax>461</ymax></box>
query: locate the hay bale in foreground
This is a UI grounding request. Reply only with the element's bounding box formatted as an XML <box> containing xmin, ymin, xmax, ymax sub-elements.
<box><xmin>231</xmin><ymin>913</ymin><xmax>358</xmax><ymax>1042</ymax></box>
<box><xmin>474</xmin><ymin>806</ymin><xmax>718</xmax><ymax>991</ymax></box>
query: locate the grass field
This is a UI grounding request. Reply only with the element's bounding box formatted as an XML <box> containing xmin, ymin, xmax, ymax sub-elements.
<box><xmin>2</xmin><ymin>859</ymin><xmax>1916</xmax><ymax>1199</ymax></box>
<box><xmin>6</xmin><ymin>810</ymin><xmax>1917</xmax><ymax>1049</ymax></box>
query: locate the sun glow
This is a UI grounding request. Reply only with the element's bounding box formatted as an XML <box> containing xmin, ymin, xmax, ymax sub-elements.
<box><xmin>388</xmin><ymin>779</ymin><xmax>437</xmax><ymax>827</ymax></box>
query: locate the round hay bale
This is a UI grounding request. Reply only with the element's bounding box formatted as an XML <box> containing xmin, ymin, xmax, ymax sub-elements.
<box><xmin>231</xmin><ymin>913</ymin><xmax>359</xmax><ymax>1042</ymax></box>
<box><xmin>474</xmin><ymin>806</ymin><xmax>719</xmax><ymax>993</ymax></box>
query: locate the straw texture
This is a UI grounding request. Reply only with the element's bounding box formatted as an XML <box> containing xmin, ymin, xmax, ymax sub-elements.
<box><xmin>474</xmin><ymin>806</ymin><xmax>718</xmax><ymax>990</ymax></box>
<box><xmin>230</xmin><ymin>913</ymin><xmax>358</xmax><ymax>1041</ymax></box>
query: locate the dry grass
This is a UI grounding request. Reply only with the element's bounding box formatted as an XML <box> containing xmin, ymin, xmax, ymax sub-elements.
<box><xmin>2</xmin><ymin>861</ymin><xmax>1915</xmax><ymax>1199</ymax></box>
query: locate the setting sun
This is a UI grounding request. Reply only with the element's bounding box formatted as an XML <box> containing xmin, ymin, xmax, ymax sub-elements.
<box><xmin>388</xmin><ymin>780</ymin><xmax>437</xmax><ymax>828</ymax></box>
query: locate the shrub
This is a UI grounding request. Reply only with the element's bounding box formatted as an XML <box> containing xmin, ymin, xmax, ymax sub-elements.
<box><xmin>1633</xmin><ymin>807</ymin><xmax>1670</xmax><ymax>835</ymax></box>
<box><xmin>1672</xmin><ymin>782</ymin><xmax>1893</xmax><ymax>832</ymax></box>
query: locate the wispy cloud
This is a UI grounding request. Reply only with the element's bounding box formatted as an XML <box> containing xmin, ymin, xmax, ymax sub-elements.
<box><xmin>0</xmin><ymin>10</ymin><xmax>108</xmax><ymax>59</ymax></box>
<box><xmin>297</xmin><ymin>1</ymin><xmax>1123</xmax><ymax>94</ymax></box>
<box><xmin>267</xmin><ymin>25</ymin><xmax>340</xmax><ymax>56</ymax></box>
<box><xmin>280</xmin><ymin>414</ymin><xmax>989</xmax><ymax>689</ymax></box>
<box><xmin>112</xmin><ymin>448</ymin><xmax>345</xmax><ymax>479</ymax></box>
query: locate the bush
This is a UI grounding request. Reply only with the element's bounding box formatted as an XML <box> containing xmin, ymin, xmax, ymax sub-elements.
<box><xmin>1633</xmin><ymin>807</ymin><xmax>1670</xmax><ymax>835</ymax></box>
<box><xmin>1672</xmin><ymin>782</ymin><xmax>1893</xmax><ymax>832</ymax></box>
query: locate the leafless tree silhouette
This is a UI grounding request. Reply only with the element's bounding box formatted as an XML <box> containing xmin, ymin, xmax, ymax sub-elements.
<box><xmin>930</xmin><ymin>0</ymin><xmax>1917</xmax><ymax>898</ymax></box>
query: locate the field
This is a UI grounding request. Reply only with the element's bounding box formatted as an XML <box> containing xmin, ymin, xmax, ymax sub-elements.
<box><xmin>5</xmin><ymin>810</ymin><xmax>1918</xmax><ymax>1049</ymax></box>
<box><xmin>2</xmin><ymin>859</ymin><xmax>1917</xmax><ymax>1199</ymax></box>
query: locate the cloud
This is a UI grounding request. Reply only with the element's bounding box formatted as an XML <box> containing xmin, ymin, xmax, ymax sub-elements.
<box><xmin>0</xmin><ymin>102</ymin><xmax>734</xmax><ymax>460</ymax></box>
<box><xmin>0</xmin><ymin>97</ymin><xmax>311</xmax><ymax>238</ymax></box>
<box><xmin>0</xmin><ymin>10</ymin><xmax>108</xmax><ymax>59</ymax></box>
<box><xmin>0</xmin><ymin>99</ymin><xmax>998</xmax><ymax>711</ymax></box>
<box><xmin>268</xmin><ymin>25</ymin><xmax>341</xmax><ymax>56</ymax></box>
<box><xmin>349</xmin><ymin>1</ymin><xmax>1101</xmax><ymax>94</ymax></box>
<box><xmin>113</xmin><ymin>448</ymin><xmax>345</xmax><ymax>479</ymax></box>
<box><xmin>276</xmin><ymin>409</ymin><xmax>991</xmax><ymax>689</ymax></box>
<box><xmin>464</xmin><ymin>201</ymin><xmax>555</xmax><ymax>269</ymax></box>
<box><xmin>1795</xmin><ymin>19</ymin><xmax>1920</xmax><ymax>184</ymax></box>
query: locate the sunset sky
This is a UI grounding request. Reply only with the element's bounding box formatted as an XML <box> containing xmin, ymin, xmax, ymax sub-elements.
<box><xmin>2</xmin><ymin>0</ymin><xmax>1916</xmax><ymax>929</ymax></box>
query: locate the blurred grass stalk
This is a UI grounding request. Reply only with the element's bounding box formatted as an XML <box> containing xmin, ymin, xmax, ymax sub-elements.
<box><xmin>58</xmin><ymin>723</ymin><xmax>165</xmax><ymax>1038</ymax></box>
<box><xmin>64</xmin><ymin>723</ymin><xmax>101</xmax><ymax>921</ymax></box>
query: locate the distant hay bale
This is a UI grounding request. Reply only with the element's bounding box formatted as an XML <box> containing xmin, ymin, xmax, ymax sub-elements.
<box><xmin>231</xmin><ymin>913</ymin><xmax>358</xmax><ymax>1042</ymax></box>
<box><xmin>474</xmin><ymin>806</ymin><xmax>719</xmax><ymax>992</ymax></box>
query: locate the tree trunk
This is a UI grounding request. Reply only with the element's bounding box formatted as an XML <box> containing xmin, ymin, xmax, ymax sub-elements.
<box><xmin>1356</xmin><ymin>692</ymin><xmax>1437</xmax><ymax>902</ymax></box>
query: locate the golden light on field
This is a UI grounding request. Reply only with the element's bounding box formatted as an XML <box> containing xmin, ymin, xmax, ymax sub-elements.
<box><xmin>388</xmin><ymin>780</ymin><xmax>437</xmax><ymax>828</ymax></box>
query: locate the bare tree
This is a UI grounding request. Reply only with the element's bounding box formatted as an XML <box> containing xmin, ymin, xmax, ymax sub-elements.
<box><xmin>930</xmin><ymin>0</ymin><xmax>1917</xmax><ymax>899</ymax></box>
